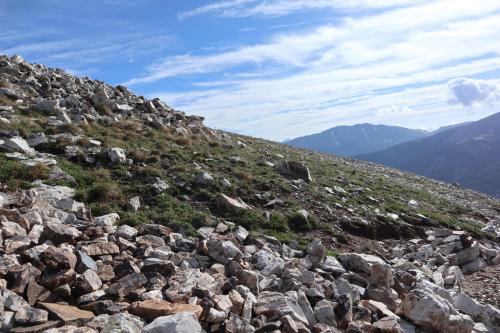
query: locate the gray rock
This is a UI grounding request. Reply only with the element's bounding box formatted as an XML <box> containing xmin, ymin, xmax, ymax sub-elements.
<box><xmin>0</xmin><ymin>311</ymin><xmax>15</xmax><ymax>332</ymax></box>
<box><xmin>106</xmin><ymin>273</ymin><xmax>147</xmax><ymax>297</ymax></box>
<box><xmin>107</xmin><ymin>148</ymin><xmax>127</xmax><ymax>164</ymax></box>
<box><xmin>274</xmin><ymin>160</ymin><xmax>312</xmax><ymax>182</ymax></box>
<box><xmin>0</xmin><ymin>288</ymin><xmax>30</xmax><ymax>311</ymax></box>
<box><xmin>0</xmin><ymin>136</ymin><xmax>36</xmax><ymax>157</ymax></box>
<box><xmin>396</xmin><ymin>289</ymin><xmax>474</xmax><ymax>333</ymax></box>
<box><xmin>151</xmin><ymin>178</ymin><xmax>169</xmax><ymax>193</ymax></box>
<box><xmin>195</xmin><ymin>171</ymin><xmax>215</xmax><ymax>187</ymax></box>
<box><xmin>208</xmin><ymin>238</ymin><xmax>243</xmax><ymax>264</ymax></box>
<box><xmin>322</xmin><ymin>256</ymin><xmax>346</xmax><ymax>275</ymax></box>
<box><xmin>338</xmin><ymin>253</ymin><xmax>385</xmax><ymax>273</ymax></box>
<box><xmin>94</xmin><ymin>213</ymin><xmax>120</xmax><ymax>227</ymax></box>
<box><xmin>14</xmin><ymin>306</ymin><xmax>48</xmax><ymax>325</ymax></box>
<box><xmin>115</xmin><ymin>225</ymin><xmax>138</xmax><ymax>239</ymax></box>
<box><xmin>101</xmin><ymin>313</ymin><xmax>144</xmax><ymax>333</ymax></box>
<box><xmin>234</xmin><ymin>225</ymin><xmax>249</xmax><ymax>243</ymax></box>
<box><xmin>36</xmin><ymin>99</ymin><xmax>58</xmax><ymax>113</ymax></box>
<box><xmin>143</xmin><ymin>312</ymin><xmax>201</xmax><ymax>333</ymax></box>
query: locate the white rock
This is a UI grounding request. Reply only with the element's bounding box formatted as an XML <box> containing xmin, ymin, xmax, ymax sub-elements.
<box><xmin>128</xmin><ymin>196</ymin><xmax>141</xmax><ymax>212</ymax></box>
<box><xmin>338</xmin><ymin>253</ymin><xmax>385</xmax><ymax>273</ymax></box>
<box><xmin>396</xmin><ymin>289</ymin><xmax>474</xmax><ymax>333</ymax></box>
<box><xmin>115</xmin><ymin>225</ymin><xmax>138</xmax><ymax>239</ymax></box>
<box><xmin>452</xmin><ymin>293</ymin><xmax>484</xmax><ymax>318</ymax></box>
<box><xmin>143</xmin><ymin>313</ymin><xmax>201</xmax><ymax>333</ymax></box>
<box><xmin>108</xmin><ymin>148</ymin><xmax>127</xmax><ymax>164</ymax></box>
<box><xmin>101</xmin><ymin>313</ymin><xmax>144</xmax><ymax>333</ymax></box>
<box><xmin>233</xmin><ymin>225</ymin><xmax>249</xmax><ymax>243</ymax></box>
<box><xmin>0</xmin><ymin>136</ymin><xmax>36</xmax><ymax>157</ymax></box>
<box><xmin>94</xmin><ymin>213</ymin><xmax>120</xmax><ymax>227</ymax></box>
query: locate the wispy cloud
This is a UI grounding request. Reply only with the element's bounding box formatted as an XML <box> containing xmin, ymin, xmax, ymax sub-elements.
<box><xmin>178</xmin><ymin>0</ymin><xmax>424</xmax><ymax>19</ymax></box>
<box><xmin>0</xmin><ymin>32</ymin><xmax>174</xmax><ymax>76</ymax></box>
<box><xmin>144</xmin><ymin>0</ymin><xmax>500</xmax><ymax>140</ymax></box>
<box><xmin>178</xmin><ymin>0</ymin><xmax>256</xmax><ymax>20</ymax></box>
<box><xmin>125</xmin><ymin>25</ymin><xmax>338</xmax><ymax>84</ymax></box>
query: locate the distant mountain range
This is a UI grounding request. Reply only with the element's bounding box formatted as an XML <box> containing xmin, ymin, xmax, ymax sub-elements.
<box><xmin>357</xmin><ymin>112</ymin><xmax>500</xmax><ymax>197</ymax></box>
<box><xmin>286</xmin><ymin>124</ymin><xmax>429</xmax><ymax>157</ymax></box>
<box><xmin>286</xmin><ymin>116</ymin><xmax>499</xmax><ymax>197</ymax></box>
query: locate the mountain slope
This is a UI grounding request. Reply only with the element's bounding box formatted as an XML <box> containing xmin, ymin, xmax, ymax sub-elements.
<box><xmin>1</xmin><ymin>55</ymin><xmax>500</xmax><ymax>332</ymax></box>
<box><xmin>358</xmin><ymin>112</ymin><xmax>500</xmax><ymax>196</ymax></box>
<box><xmin>286</xmin><ymin>123</ymin><xmax>429</xmax><ymax>157</ymax></box>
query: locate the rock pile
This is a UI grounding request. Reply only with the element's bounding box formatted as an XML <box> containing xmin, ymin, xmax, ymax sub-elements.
<box><xmin>0</xmin><ymin>182</ymin><xmax>499</xmax><ymax>332</ymax></box>
<box><xmin>0</xmin><ymin>54</ymin><xmax>210</xmax><ymax>168</ymax></box>
<box><xmin>1</xmin><ymin>54</ymin><xmax>500</xmax><ymax>333</ymax></box>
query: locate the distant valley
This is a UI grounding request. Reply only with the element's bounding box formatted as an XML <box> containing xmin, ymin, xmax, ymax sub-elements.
<box><xmin>286</xmin><ymin>115</ymin><xmax>500</xmax><ymax>197</ymax></box>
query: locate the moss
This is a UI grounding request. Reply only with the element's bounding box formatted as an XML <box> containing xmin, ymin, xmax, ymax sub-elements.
<box><xmin>86</xmin><ymin>181</ymin><xmax>123</xmax><ymax>203</ymax></box>
<box><xmin>287</xmin><ymin>211</ymin><xmax>313</xmax><ymax>231</ymax></box>
<box><xmin>0</xmin><ymin>155</ymin><xmax>49</xmax><ymax>189</ymax></box>
<box><xmin>325</xmin><ymin>249</ymin><xmax>339</xmax><ymax>257</ymax></box>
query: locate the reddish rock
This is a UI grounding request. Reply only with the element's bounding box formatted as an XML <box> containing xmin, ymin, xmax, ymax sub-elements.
<box><xmin>84</xmin><ymin>242</ymin><xmax>120</xmax><ymax>256</ymax></box>
<box><xmin>129</xmin><ymin>299</ymin><xmax>203</xmax><ymax>321</ymax></box>
<box><xmin>39</xmin><ymin>302</ymin><xmax>94</xmax><ymax>325</ymax></box>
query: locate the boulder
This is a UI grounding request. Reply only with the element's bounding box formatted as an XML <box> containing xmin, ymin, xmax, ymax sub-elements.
<box><xmin>100</xmin><ymin>313</ymin><xmax>144</xmax><ymax>333</ymax></box>
<box><xmin>36</xmin><ymin>99</ymin><xmax>58</xmax><ymax>113</ymax></box>
<box><xmin>254</xmin><ymin>291</ymin><xmax>309</xmax><ymax>326</ymax></box>
<box><xmin>105</xmin><ymin>273</ymin><xmax>147</xmax><ymax>298</ymax></box>
<box><xmin>396</xmin><ymin>289</ymin><xmax>473</xmax><ymax>333</ymax></box>
<box><xmin>217</xmin><ymin>194</ymin><xmax>252</xmax><ymax>211</ymax></box>
<box><xmin>107</xmin><ymin>148</ymin><xmax>126</xmax><ymax>164</ymax></box>
<box><xmin>41</xmin><ymin>246</ymin><xmax>77</xmax><ymax>270</ymax></box>
<box><xmin>195</xmin><ymin>171</ymin><xmax>215</xmax><ymax>187</ymax></box>
<box><xmin>40</xmin><ymin>302</ymin><xmax>94</xmax><ymax>325</ymax></box>
<box><xmin>84</xmin><ymin>242</ymin><xmax>120</xmax><ymax>256</ymax></box>
<box><xmin>234</xmin><ymin>225</ymin><xmax>249</xmax><ymax>243</ymax></box>
<box><xmin>207</xmin><ymin>238</ymin><xmax>243</xmax><ymax>264</ymax></box>
<box><xmin>115</xmin><ymin>225</ymin><xmax>138</xmax><ymax>239</ymax></box>
<box><xmin>14</xmin><ymin>306</ymin><xmax>48</xmax><ymax>325</ymax></box>
<box><xmin>0</xmin><ymin>136</ymin><xmax>35</xmax><ymax>157</ymax></box>
<box><xmin>338</xmin><ymin>253</ymin><xmax>385</xmax><ymax>273</ymax></box>
<box><xmin>274</xmin><ymin>160</ymin><xmax>312</xmax><ymax>182</ymax></box>
<box><xmin>143</xmin><ymin>313</ymin><xmax>201</xmax><ymax>333</ymax></box>
<box><xmin>94</xmin><ymin>213</ymin><xmax>120</xmax><ymax>227</ymax></box>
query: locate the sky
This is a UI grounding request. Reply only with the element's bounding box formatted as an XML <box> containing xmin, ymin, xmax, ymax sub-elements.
<box><xmin>1</xmin><ymin>0</ymin><xmax>500</xmax><ymax>141</ymax></box>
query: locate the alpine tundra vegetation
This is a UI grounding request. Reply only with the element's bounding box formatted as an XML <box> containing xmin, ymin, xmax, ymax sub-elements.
<box><xmin>0</xmin><ymin>55</ymin><xmax>499</xmax><ymax>333</ymax></box>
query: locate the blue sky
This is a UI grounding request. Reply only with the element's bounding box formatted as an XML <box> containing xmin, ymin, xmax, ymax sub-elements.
<box><xmin>2</xmin><ymin>0</ymin><xmax>500</xmax><ymax>141</ymax></box>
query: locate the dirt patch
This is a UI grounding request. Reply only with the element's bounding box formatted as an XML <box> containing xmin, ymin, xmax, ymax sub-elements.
<box><xmin>462</xmin><ymin>265</ymin><xmax>500</xmax><ymax>309</ymax></box>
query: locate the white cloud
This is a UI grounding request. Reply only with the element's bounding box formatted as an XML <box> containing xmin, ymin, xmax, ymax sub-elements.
<box><xmin>376</xmin><ymin>105</ymin><xmax>412</xmax><ymax>116</ymax></box>
<box><xmin>143</xmin><ymin>0</ymin><xmax>500</xmax><ymax>140</ymax></box>
<box><xmin>178</xmin><ymin>0</ymin><xmax>256</xmax><ymax>20</ymax></box>
<box><xmin>447</xmin><ymin>77</ymin><xmax>500</xmax><ymax>106</ymax></box>
<box><xmin>0</xmin><ymin>33</ymin><xmax>173</xmax><ymax>74</ymax></box>
<box><xmin>125</xmin><ymin>25</ymin><xmax>339</xmax><ymax>85</ymax></box>
<box><xmin>178</xmin><ymin>0</ymin><xmax>424</xmax><ymax>19</ymax></box>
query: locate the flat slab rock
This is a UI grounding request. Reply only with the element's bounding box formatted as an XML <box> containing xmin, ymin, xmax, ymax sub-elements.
<box><xmin>9</xmin><ymin>321</ymin><xmax>59</xmax><ymax>333</ymax></box>
<box><xmin>39</xmin><ymin>302</ymin><xmax>94</xmax><ymax>324</ymax></box>
<box><xmin>129</xmin><ymin>299</ymin><xmax>203</xmax><ymax>321</ymax></box>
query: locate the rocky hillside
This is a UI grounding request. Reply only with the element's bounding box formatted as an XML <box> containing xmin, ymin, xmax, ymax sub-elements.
<box><xmin>0</xmin><ymin>55</ymin><xmax>499</xmax><ymax>333</ymax></box>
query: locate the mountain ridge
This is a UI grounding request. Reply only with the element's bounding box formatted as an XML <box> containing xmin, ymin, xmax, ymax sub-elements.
<box><xmin>286</xmin><ymin>123</ymin><xmax>430</xmax><ymax>157</ymax></box>
<box><xmin>357</xmin><ymin>112</ymin><xmax>500</xmax><ymax>197</ymax></box>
